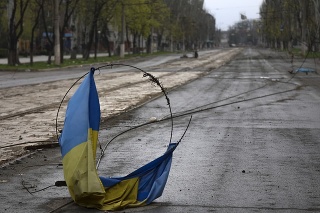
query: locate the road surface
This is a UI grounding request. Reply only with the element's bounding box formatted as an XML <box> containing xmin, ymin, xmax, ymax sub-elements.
<box><xmin>0</xmin><ymin>47</ymin><xmax>320</xmax><ymax>212</ymax></box>
<box><xmin>0</xmin><ymin>48</ymin><xmax>239</xmax><ymax>164</ymax></box>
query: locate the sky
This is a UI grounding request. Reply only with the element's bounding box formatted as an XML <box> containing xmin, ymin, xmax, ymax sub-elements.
<box><xmin>203</xmin><ymin>0</ymin><xmax>264</xmax><ymax>31</ymax></box>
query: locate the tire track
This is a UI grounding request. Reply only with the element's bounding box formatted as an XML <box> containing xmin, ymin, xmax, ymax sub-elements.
<box><xmin>0</xmin><ymin>49</ymin><xmax>239</xmax><ymax>165</ymax></box>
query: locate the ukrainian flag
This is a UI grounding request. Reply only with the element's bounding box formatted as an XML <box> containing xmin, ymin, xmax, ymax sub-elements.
<box><xmin>59</xmin><ymin>68</ymin><xmax>178</xmax><ymax>211</ymax></box>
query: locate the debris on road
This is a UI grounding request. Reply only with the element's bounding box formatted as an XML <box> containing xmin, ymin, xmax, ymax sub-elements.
<box><xmin>0</xmin><ymin>49</ymin><xmax>241</xmax><ymax>165</ymax></box>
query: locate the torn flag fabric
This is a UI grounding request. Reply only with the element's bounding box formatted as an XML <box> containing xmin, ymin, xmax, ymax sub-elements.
<box><xmin>58</xmin><ymin>68</ymin><xmax>178</xmax><ymax>211</ymax></box>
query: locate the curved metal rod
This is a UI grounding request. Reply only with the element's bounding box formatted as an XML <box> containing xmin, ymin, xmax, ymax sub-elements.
<box><xmin>95</xmin><ymin>63</ymin><xmax>174</xmax><ymax>144</ymax></box>
<box><xmin>55</xmin><ymin>72</ymin><xmax>89</xmax><ymax>141</ymax></box>
<box><xmin>55</xmin><ymin>64</ymin><xmax>176</xmax><ymax>169</ymax></box>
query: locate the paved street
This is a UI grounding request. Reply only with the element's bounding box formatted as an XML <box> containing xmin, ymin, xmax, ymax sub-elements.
<box><xmin>1</xmin><ymin>47</ymin><xmax>320</xmax><ymax>212</ymax></box>
<box><xmin>0</xmin><ymin>48</ymin><xmax>239</xmax><ymax>164</ymax></box>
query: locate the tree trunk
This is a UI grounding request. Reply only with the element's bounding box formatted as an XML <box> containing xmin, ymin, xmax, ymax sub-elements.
<box><xmin>157</xmin><ymin>33</ymin><xmax>163</xmax><ymax>51</ymax></box>
<box><xmin>7</xmin><ymin>0</ymin><xmax>23</xmax><ymax>66</ymax></box>
<box><xmin>101</xmin><ymin>28</ymin><xmax>111</xmax><ymax>57</ymax></box>
<box><xmin>60</xmin><ymin>33</ymin><xmax>64</xmax><ymax>63</ymax></box>
<box><xmin>94</xmin><ymin>29</ymin><xmax>98</xmax><ymax>59</ymax></box>
<box><xmin>120</xmin><ymin>3</ymin><xmax>125</xmax><ymax>58</ymax></box>
<box><xmin>133</xmin><ymin>32</ymin><xmax>137</xmax><ymax>54</ymax></box>
<box><xmin>59</xmin><ymin>0</ymin><xmax>80</xmax><ymax>63</ymax></box>
<box><xmin>48</xmin><ymin>50</ymin><xmax>52</xmax><ymax>64</ymax></box>
<box><xmin>30</xmin><ymin>2</ymin><xmax>42</xmax><ymax>66</ymax></box>
<box><xmin>84</xmin><ymin>23</ymin><xmax>96</xmax><ymax>60</ymax></box>
<box><xmin>54</xmin><ymin>0</ymin><xmax>61</xmax><ymax>65</ymax></box>
<box><xmin>146</xmin><ymin>34</ymin><xmax>152</xmax><ymax>54</ymax></box>
<box><xmin>300</xmin><ymin>0</ymin><xmax>308</xmax><ymax>55</ymax></box>
<box><xmin>41</xmin><ymin>2</ymin><xmax>54</xmax><ymax>64</ymax></box>
<box><xmin>8</xmin><ymin>49</ymin><xmax>19</xmax><ymax>66</ymax></box>
<box><xmin>30</xmin><ymin>34</ymin><xmax>34</xmax><ymax>66</ymax></box>
<box><xmin>8</xmin><ymin>34</ymin><xmax>19</xmax><ymax>65</ymax></box>
<box><xmin>104</xmin><ymin>33</ymin><xmax>112</xmax><ymax>57</ymax></box>
<box><xmin>83</xmin><ymin>1</ymin><xmax>105</xmax><ymax>60</ymax></box>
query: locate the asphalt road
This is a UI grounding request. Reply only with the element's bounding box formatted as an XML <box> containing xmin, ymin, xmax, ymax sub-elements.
<box><xmin>0</xmin><ymin>54</ymin><xmax>182</xmax><ymax>88</ymax></box>
<box><xmin>0</xmin><ymin>50</ymin><xmax>218</xmax><ymax>88</ymax></box>
<box><xmin>0</xmin><ymin>48</ymin><xmax>237</xmax><ymax>165</ymax></box>
<box><xmin>1</xmin><ymin>47</ymin><xmax>320</xmax><ymax>212</ymax></box>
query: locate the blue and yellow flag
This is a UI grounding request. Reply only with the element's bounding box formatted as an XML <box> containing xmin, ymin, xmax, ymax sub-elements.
<box><xmin>59</xmin><ymin>68</ymin><xmax>178</xmax><ymax>211</ymax></box>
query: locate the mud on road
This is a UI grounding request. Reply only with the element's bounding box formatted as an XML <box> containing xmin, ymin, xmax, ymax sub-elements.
<box><xmin>0</xmin><ymin>48</ymin><xmax>241</xmax><ymax>165</ymax></box>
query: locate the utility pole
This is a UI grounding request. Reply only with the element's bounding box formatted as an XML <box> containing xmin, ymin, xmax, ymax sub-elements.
<box><xmin>54</xmin><ymin>0</ymin><xmax>61</xmax><ymax>65</ymax></box>
<box><xmin>120</xmin><ymin>3</ymin><xmax>125</xmax><ymax>58</ymax></box>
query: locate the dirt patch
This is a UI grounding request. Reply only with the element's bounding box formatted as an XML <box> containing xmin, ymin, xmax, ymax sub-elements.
<box><xmin>0</xmin><ymin>48</ymin><xmax>242</xmax><ymax>165</ymax></box>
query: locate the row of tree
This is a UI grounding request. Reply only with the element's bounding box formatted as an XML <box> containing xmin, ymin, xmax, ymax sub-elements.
<box><xmin>259</xmin><ymin>0</ymin><xmax>320</xmax><ymax>54</ymax></box>
<box><xmin>0</xmin><ymin>0</ymin><xmax>217</xmax><ymax>66</ymax></box>
<box><xmin>227</xmin><ymin>19</ymin><xmax>261</xmax><ymax>47</ymax></box>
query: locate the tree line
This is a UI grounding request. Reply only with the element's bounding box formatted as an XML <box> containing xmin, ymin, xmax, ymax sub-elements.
<box><xmin>227</xmin><ymin>18</ymin><xmax>261</xmax><ymax>47</ymax></box>
<box><xmin>259</xmin><ymin>0</ymin><xmax>320</xmax><ymax>55</ymax></box>
<box><xmin>0</xmin><ymin>0</ymin><xmax>217</xmax><ymax>66</ymax></box>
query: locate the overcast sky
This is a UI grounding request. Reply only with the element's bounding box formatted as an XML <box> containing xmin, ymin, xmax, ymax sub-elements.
<box><xmin>203</xmin><ymin>0</ymin><xmax>264</xmax><ymax>31</ymax></box>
